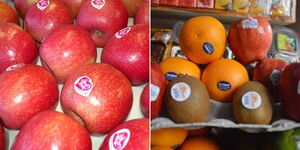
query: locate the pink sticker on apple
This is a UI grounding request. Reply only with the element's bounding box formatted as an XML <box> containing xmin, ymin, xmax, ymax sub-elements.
<box><xmin>91</xmin><ymin>0</ymin><xmax>105</xmax><ymax>9</ymax></box>
<box><xmin>109</xmin><ymin>129</ymin><xmax>131</xmax><ymax>150</ymax></box>
<box><xmin>5</xmin><ymin>63</ymin><xmax>25</xmax><ymax>71</ymax></box>
<box><xmin>115</xmin><ymin>27</ymin><xmax>131</xmax><ymax>39</ymax></box>
<box><xmin>37</xmin><ymin>0</ymin><xmax>50</xmax><ymax>10</ymax></box>
<box><xmin>74</xmin><ymin>76</ymin><xmax>93</xmax><ymax>97</ymax></box>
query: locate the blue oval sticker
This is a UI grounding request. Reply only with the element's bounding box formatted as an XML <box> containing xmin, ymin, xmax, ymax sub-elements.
<box><xmin>217</xmin><ymin>81</ymin><xmax>231</xmax><ymax>91</ymax></box>
<box><xmin>165</xmin><ymin>72</ymin><xmax>178</xmax><ymax>81</ymax></box>
<box><xmin>203</xmin><ymin>42</ymin><xmax>214</xmax><ymax>54</ymax></box>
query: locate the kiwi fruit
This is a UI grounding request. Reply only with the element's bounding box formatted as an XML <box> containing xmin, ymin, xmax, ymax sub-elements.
<box><xmin>166</xmin><ymin>75</ymin><xmax>210</xmax><ymax>123</ymax></box>
<box><xmin>232</xmin><ymin>81</ymin><xmax>273</xmax><ymax>125</ymax></box>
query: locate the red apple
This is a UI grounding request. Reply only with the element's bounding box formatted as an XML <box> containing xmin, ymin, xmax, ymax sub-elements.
<box><xmin>0</xmin><ymin>64</ymin><xmax>58</xmax><ymax>129</ymax></box>
<box><xmin>160</xmin><ymin>0</ymin><xmax>178</xmax><ymax>6</ymax></box>
<box><xmin>228</xmin><ymin>17</ymin><xmax>272</xmax><ymax>64</ymax></box>
<box><xmin>151</xmin><ymin>62</ymin><xmax>166</xmax><ymax>119</ymax></box>
<box><xmin>140</xmin><ymin>83</ymin><xmax>149</xmax><ymax>118</ymax></box>
<box><xmin>61</xmin><ymin>63</ymin><xmax>133</xmax><ymax>134</ymax></box>
<box><xmin>178</xmin><ymin>0</ymin><xmax>196</xmax><ymax>7</ymax></box>
<box><xmin>122</xmin><ymin>0</ymin><xmax>143</xmax><ymax>17</ymax></box>
<box><xmin>99</xmin><ymin>118</ymin><xmax>149</xmax><ymax>150</ymax></box>
<box><xmin>0</xmin><ymin>23</ymin><xmax>38</xmax><ymax>73</ymax></box>
<box><xmin>14</xmin><ymin>0</ymin><xmax>37</xmax><ymax>18</ymax></box>
<box><xmin>134</xmin><ymin>0</ymin><xmax>149</xmax><ymax>25</ymax></box>
<box><xmin>0</xmin><ymin>125</ymin><xmax>5</xmax><ymax>150</ymax></box>
<box><xmin>0</xmin><ymin>1</ymin><xmax>20</xmax><ymax>25</ymax></box>
<box><xmin>39</xmin><ymin>25</ymin><xmax>97</xmax><ymax>83</ymax></box>
<box><xmin>25</xmin><ymin>0</ymin><xmax>74</xmax><ymax>42</ymax></box>
<box><xmin>11</xmin><ymin>110</ymin><xmax>92</xmax><ymax>150</ymax></box>
<box><xmin>77</xmin><ymin>0</ymin><xmax>128</xmax><ymax>47</ymax></box>
<box><xmin>151</xmin><ymin>0</ymin><xmax>159</xmax><ymax>4</ymax></box>
<box><xmin>253</xmin><ymin>58</ymin><xmax>287</xmax><ymax>102</ymax></box>
<box><xmin>101</xmin><ymin>24</ymin><xmax>149</xmax><ymax>86</ymax></box>
<box><xmin>279</xmin><ymin>63</ymin><xmax>300</xmax><ymax>121</ymax></box>
<box><xmin>60</xmin><ymin>0</ymin><xmax>88</xmax><ymax>17</ymax></box>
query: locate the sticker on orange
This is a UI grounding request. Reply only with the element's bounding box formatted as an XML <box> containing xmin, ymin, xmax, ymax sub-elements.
<box><xmin>115</xmin><ymin>27</ymin><xmax>131</xmax><ymax>39</ymax></box>
<box><xmin>269</xmin><ymin>69</ymin><xmax>281</xmax><ymax>86</ymax></box>
<box><xmin>5</xmin><ymin>63</ymin><xmax>25</xmax><ymax>71</ymax></box>
<box><xmin>171</xmin><ymin>82</ymin><xmax>191</xmax><ymax>102</ymax></box>
<box><xmin>242</xmin><ymin>91</ymin><xmax>262</xmax><ymax>109</ymax></box>
<box><xmin>91</xmin><ymin>0</ymin><xmax>105</xmax><ymax>9</ymax></box>
<box><xmin>242</xmin><ymin>18</ymin><xmax>258</xmax><ymax>29</ymax></box>
<box><xmin>109</xmin><ymin>129</ymin><xmax>131</xmax><ymax>150</ymax></box>
<box><xmin>203</xmin><ymin>42</ymin><xmax>214</xmax><ymax>54</ymax></box>
<box><xmin>37</xmin><ymin>0</ymin><xmax>50</xmax><ymax>10</ymax></box>
<box><xmin>217</xmin><ymin>81</ymin><xmax>231</xmax><ymax>91</ymax></box>
<box><xmin>151</xmin><ymin>84</ymin><xmax>160</xmax><ymax>102</ymax></box>
<box><xmin>74</xmin><ymin>76</ymin><xmax>93</xmax><ymax>97</ymax></box>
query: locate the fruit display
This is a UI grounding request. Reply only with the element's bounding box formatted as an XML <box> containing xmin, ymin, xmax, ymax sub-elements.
<box><xmin>0</xmin><ymin>0</ymin><xmax>149</xmax><ymax>149</ymax></box>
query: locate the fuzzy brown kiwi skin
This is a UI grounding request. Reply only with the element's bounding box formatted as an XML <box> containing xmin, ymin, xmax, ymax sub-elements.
<box><xmin>166</xmin><ymin>75</ymin><xmax>210</xmax><ymax>123</ymax></box>
<box><xmin>232</xmin><ymin>81</ymin><xmax>273</xmax><ymax>125</ymax></box>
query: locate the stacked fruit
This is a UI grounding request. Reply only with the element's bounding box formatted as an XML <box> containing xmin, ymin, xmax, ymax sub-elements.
<box><xmin>151</xmin><ymin>15</ymin><xmax>300</xmax><ymax>126</ymax></box>
<box><xmin>0</xmin><ymin>0</ymin><xmax>149</xmax><ymax>149</ymax></box>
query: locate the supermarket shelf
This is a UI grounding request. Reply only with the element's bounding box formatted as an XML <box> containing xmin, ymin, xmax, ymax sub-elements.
<box><xmin>151</xmin><ymin>4</ymin><xmax>297</xmax><ymax>28</ymax></box>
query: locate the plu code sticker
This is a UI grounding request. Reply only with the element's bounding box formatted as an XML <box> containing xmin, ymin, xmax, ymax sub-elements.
<box><xmin>171</xmin><ymin>82</ymin><xmax>191</xmax><ymax>102</ymax></box>
<box><xmin>242</xmin><ymin>91</ymin><xmax>262</xmax><ymax>109</ymax></box>
<box><xmin>217</xmin><ymin>81</ymin><xmax>231</xmax><ymax>91</ymax></box>
<box><xmin>269</xmin><ymin>69</ymin><xmax>282</xmax><ymax>86</ymax></box>
<box><xmin>74</xmin><ymin>76</ymin><xmax>93</xmax><ymax>97</ymax></box>
<box><xmin>91</xmin><ymin>0</ymin><xmax>105</xmax><ymax>9</ymax></box>
<box><xmin>242</xmin><ymin>18</ymin><xmax>258</xmax><ymax>29</ymax></box>
<box><xmin>5</xmin><ymin>63</ymin><xmax>25</xmax><ymax>71</ymax></box>
<box><xmin>203</xmin><ymin>42</ymin><xmax>214</xmax><ymax>54</ymax></box>
<box><xmin>109</xmin><ymin>129</ymin><xmax>130</xmax><ymax>150</ymax></box>
<box><xmin>115</xmin><ymin>27</ymin><xmax>131</xmax><ymax>39</ymax></box>
<box><xmin>165</xmin><ymin>72</ymin><xmax>178</xmax><ymax>81</ymax></box>
<box><xmin>151</xmin><ymin>84</ymin><xmax>160</xmax><ymax>102</ymax></box>
<box><xmin>37</xmin><ymin>0</ymin><xmax>49</xmax><ymax>10</ymax></box>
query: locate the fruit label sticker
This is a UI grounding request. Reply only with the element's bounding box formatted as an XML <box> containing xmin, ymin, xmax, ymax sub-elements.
<box><xmin>5</xmin><ymin>63</ymin><xmax>25</xmax><ymax>71</ymax></box>
<box><xmin>109</xmin><ymin>129</ymin><xmax>130</xmax><ymax>150</ymax></box>
<box><xmin>242</xmin><ymin>91</ymin><xmax>262</xmax><ymax>109</ymax></box>
<box><xmin>74</xmin><ymin>76</ymin><xmax>93</xmax><ymax>97</ymax></box>
<box><xmin>91</xmin><ymin>0</ymin><xmax>105</xmax><ymax>9</ymax></box>
<box><xmin>171</xmin><ymin>82</ymin><xmax>191</xmax><ymax>102</ymax></box>
<box><xmin>297</xmin><ymin>81</ymin><xmax>300</xmax><ymax>95</ymax></box>
<box><xmin>115</xmin><ymin>27</ymin><xmax>131</xmax><ymax>39</ymax></box>
<box><xmin>37</xmin><ymin>0</ymin><xmax>49</xmax><ymax>10</ymax></box>
<box><xmin>165</xmin><ymin>72</ymin><xmax>178</xmax><ymax>81</ymax></box>
<box><xmin>203</xmin><ymin>42</ymin><xmax>214</xmax><ymax>54</ymax></box>
<box><xmin>269</xmin><ymin>69</ymin><xmax>282</xmax><ymax>86</ymax></box>
<box><xmin>217</xmin><ymin>81</ymin><xmax>231</xmax><ymax>91</ymax></box>
<box><xmin>151</xmin><ymin>84</ymin><xmax>160</xmax><ymax>102</ymax></box>
<box><xmin>242</xmin><ymin>18</ymin><xmax>258</xmax><ymax>29</ymax></box>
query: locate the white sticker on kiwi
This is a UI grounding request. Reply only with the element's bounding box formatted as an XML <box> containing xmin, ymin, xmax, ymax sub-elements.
<box><xmin>242</xmin><ymin>91</ymin><xmax>262</xmax><ymax>109</ymax></box>
<box><xmin>297</xmin><ymin>81</ymin><xmax>300</xmax><ymax>95</ymax></box>
<box><xmin>109</xmin><ymin>128</ymin><xmax>130</xmax><ymax>150</ymax></box>
<box><xmin>269</xmin><ymin>69</ymin><xmax>282</xmax><ymax>86</ymax></box>
<box><xmin>242</xmin><ymin>18</ymin><xmax>258</xmax><ymax>29</ymax></box>
<box><xmin>91</xmin><ymin>0</ymin><xmax>105</xmax><ymax>9</ymax></box>
<box><xmin>150</xmin><ymin>84</ymin><xmax>160</xmax><ymax>102</ymax></box>
<box><xmin>74</xmin><ymin>76</ymin><xmax>93</xmax><ymax>97</ymax></box>
<box><xmin>171</xmin><ymin>82</ymin><xmax>191</xmax><ymax>102</ymax></box>
<box><xmin>37</xmin><ymin>0</ymin><xmax>50</xmax><ymax>10</ymax></box>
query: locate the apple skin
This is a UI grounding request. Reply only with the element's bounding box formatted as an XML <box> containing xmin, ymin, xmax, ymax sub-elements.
<box><xmin>151</xmin><ymin>62</ymin><xmax>166</xmax><ymax>119</ymax></box>
<box><xmin>60</xmin><ymin>0</ymin><xmax>88</xmax><ymax>17</ymax></box>
<box><xmin>122</xmin><ymin>0</ymin><xmax>143</xmax><ymax>17</ymax></box>
<box><xmin>228</xmin><ymin>17</ymin><xmax>272</xmax><ymax>64</ymax></box>
<box><xmin>25</xmin><ymin>0</ymin><xmax>74</xmax><ymax>42</ymax></box>
<box><xmin>99</xmin><ymin>118</ymin><xmax>149</xmax><ymax>150</ymax></box>
<box><xmin>279</xmin><ymin>63</ymin><xmax>300</xmax><ymax>121</ymax></box>
<box><xmin>61</xmin><ymin>63</ymin><xmax>133</xmax><ymax>134</ymax></box>
<box><xmin>39</xmin><ymin>25</ymin><xmax>97</xmax><ymax>83</ymax></box>
<box><xmin>140</xmin><ymin>83</ymin><xmax>149</xmax><ymax>118</ymax></box>
<box><xmin>0</xmin><ymin>64</ymin><xmax>59</xmax><ymax>129</ymax></box>
<box><xmin>11</xmin><ymin>110</ymin><xmax>92</xmax><ymax>150</ymax></box>
<box><xmin>14</xmin><ymin>0</ymin><xmax>37</xmax><ymax>18</ymax></box>
<box><xmin>0</xmin><ymin>1</ymin><xmax>20</xmax><ymax>25</ymax></box>
<box><xmin>77</xmin><ymin>0</ymin><xmax>128</xmax><ymax>47</ymax></box>
<box><xmin>0</xmin><ymin>23</ymin><xmax>38</xmax><ymax>73</ymax></box>
<box><xmin>134</xmin><ymin>0</ymin><xmax>149</xmax><ymax>25</ymax></box>
<box><xmin>0</xmin><ymin>125</ymin><xmax>5</xmax><ymax>150</ymax></box>
<box><xmin>253</xmin><ymin>58</ymin><xmax>287</xmax><ymax>102</ymax></box>
<box><xmin>101</xmin><ymin>24</ymin><xmax>149</xmax><ymax>86</ymax></box>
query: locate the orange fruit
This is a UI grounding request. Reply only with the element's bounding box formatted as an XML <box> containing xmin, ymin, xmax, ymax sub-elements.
<box><xmin>151</xmin><ymin>128</ymin><xmax>188</xmax><ymax>147</ymax></box>
<box><xmin>179</xmin><ymin>16</ymin><xmax>227</xmax><ymax>64</ymax></box>
<box><xmin>160</xmin><ymin>57</ymin><xmax>201</xmax><ymax>82</ymax></box>
<box><xmin>188</xmin><ymin>127</ymin><xmax>211</xmax><ymax>136</ymax></box>
<box><xmin>181</xmin><ymin>137</ymin><xmax>220</xmax><ymax>150</ymax></box>
<box><xmin>151</xmin><ymin>146</ymin><xmax>173</xmax><ymax>150</ymax></box>
<box><xmin>201</xmin><ymin>59</ymin><xmax>249</xmax><ymax>102</ymax></box>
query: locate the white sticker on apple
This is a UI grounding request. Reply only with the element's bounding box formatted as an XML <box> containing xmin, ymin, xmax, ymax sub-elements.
<box><xmin>74</xmin><ymin>76</ymin><xmax>93</xmax><ymax>97</ymax></box>
<box><xmin>5</xmin><ymin>63</ymin><xmax>25</xmax><ymax>71</ymax></box>
<box><xmin>269</xmin><ymin>69</ymin><xmax>282</xmax><ymax>86</ymax></box>
<box><xmin>242</xmin><ymin>18</ymin><xmax>258</xmax><ymax>29</ymax></box>
<box><xmin>37</xmin><ymin>0</ymin><xmax>50</xmax><ymax>10</ymax></box>
<box><xmin>91</xmin><ymin>0</ymin><xmax>105</xmax><ymax>9</ymax></box>
<box><xmin>115</xmin><ymin>27</ymin><xmax>131</xmax><ymax>39</ymax></box>
<box><xmin>109</xmin><ymin>128</ymin><xmax>130</xmax><ymax>150</ymax></box>
<box><xmin>150</xmin><ymin>84</ymin><xmax>160</xmax><ymax>102</ymax></box>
